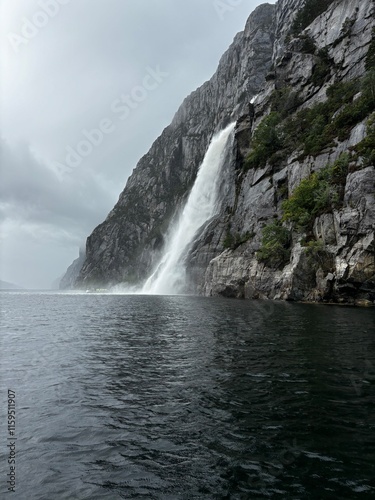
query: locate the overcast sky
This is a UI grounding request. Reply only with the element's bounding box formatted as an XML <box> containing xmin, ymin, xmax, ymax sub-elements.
<box><xmin>0</xmin><ymin>0</ymin><xmax>275</xmax><ymax>289</ymax></box>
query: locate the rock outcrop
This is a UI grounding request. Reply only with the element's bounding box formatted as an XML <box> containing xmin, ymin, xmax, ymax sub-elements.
<box><xmin>63</xmin><ymin>0</ymin><xmax>375</xmax><ymax>305</ymax></box>
<box><xmin>59</xmin><ymin>248</ymin><xmax>85</xmax><ymax>290</ymax></box>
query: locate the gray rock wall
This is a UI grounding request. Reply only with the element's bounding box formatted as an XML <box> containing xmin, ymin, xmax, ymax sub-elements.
<box><xmin>194</xmin><ymin>0</ymin><xmax>375</xmax><ymax>305</ymax></box>
<box><xmin>59</xmin><ymin>248</ymin><xmax>85</xmax><ymax>290</ymax></box>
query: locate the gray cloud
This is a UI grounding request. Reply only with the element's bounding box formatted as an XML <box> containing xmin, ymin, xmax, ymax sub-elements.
<box><xmin>0</xmin><ymin>139</ymin><xmax>113</xmax><ymax>228</ymax></box>
<box><xmin>0</xmin><ymin>138</ymin><xmax>116</xmax><ymax>288</ymax></box>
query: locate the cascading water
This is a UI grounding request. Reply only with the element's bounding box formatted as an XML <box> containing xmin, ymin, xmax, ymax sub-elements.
<box><xmin>142</xmin><ymin>122</ymin><xmax>235</xmax><ymax>295</ymax></box>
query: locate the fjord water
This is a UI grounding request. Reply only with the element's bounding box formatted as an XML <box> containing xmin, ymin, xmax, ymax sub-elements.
<box><xmin>142</xmin><ymin>123</ymin><xmax>235</xmax><ymax>295</ymax></box>
<box><xmin>1</xmin><ymin>292</ymin><xmax>374</xmax><ymax>499</ymax></box>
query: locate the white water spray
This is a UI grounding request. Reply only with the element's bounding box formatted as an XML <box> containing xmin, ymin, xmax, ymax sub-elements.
<box><xmin>142</xmin><ymin>122</ymin><xmax>235</xmax><ymax>295</ymax></box>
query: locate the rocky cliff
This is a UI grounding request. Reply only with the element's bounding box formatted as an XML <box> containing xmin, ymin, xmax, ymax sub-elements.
<box><xmin>59</xmin><ymin>247</ymin><xmax>85</xmax><ymax>290</ymax></box>
<box><xmin>193</xmin><ymin>0</ymin><xmax>375</xmax><ymax>305</ymax></box>
<box><xmin>63</xmin><ymin>0</ymin><xmax>375</xmax><ymax>305</ymax></box>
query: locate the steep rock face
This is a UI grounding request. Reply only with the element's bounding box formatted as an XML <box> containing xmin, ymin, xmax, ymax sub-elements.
<box><xmin>272</xmin><ymin>0</ymin><xmax>305</xmax><ymax>61</ymax></box>
<box><xmin>194</xmin><ymin>0</ymin><xmax>375</xmax><ymax>304</ymax></box>
<box><xmin>59</xmin><ymin>248</ymin><xmax>85</xmax><ymax>290</ymax></box>
<box><xmin>73</xmin><ymin>3</ymin><xmax>275</xmax><ymax>288</ymax></box>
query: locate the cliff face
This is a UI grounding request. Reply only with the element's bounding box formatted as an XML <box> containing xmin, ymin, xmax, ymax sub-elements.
<box><xmin>192</xmin><ymin>0</ymin><xmax>375</xmax><ymax>305</ymax></box>
<box><xmin>73</xmin><ymin>3</ymin><xmax>275</xmax><ymax>288</ymax></box>
<box><xmin>65</xmin><ymin>0</ymin><xmax>375</xmax><ymax>304</ymax></box>
<box><xmin>59</xmin><ymin>248</ymin><xmax>85</xmax><ymax>290</ymax></box>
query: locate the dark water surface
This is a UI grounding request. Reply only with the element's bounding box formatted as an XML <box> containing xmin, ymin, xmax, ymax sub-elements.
<box><xmin>1</xmin><ymin>292</ymin><xmax>374</xmax><ymax>499</ymax></box>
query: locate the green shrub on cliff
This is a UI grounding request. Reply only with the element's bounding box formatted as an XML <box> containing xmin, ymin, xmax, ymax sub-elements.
<box><xmin>245</xmin><ymin>112</ymin><xmax>283</xmax><ymax>170</ymax></box>
<box><xmin>311</xmin><ymin>47</ymin><xmax>333</xmax><ymax>87</ymax></box>
<box><xmin>354</xmin><ymin>112</ymin><xmax>375</xmax><ymax>166</ymax></box>
<box><xmin>244</xmin><ymin>72</ymin><xmax>374</xmax><ymax>178</ymax></box>
<box><xmin>366</xmin><ymin>28</ymin><xmax>375</xmax><ymax>70</ymax></box>
<box><xmin>257</xmin><ymin>154</ymin><xmax>350</xmax><ymax>268</ymax></box>
<box><xmin>279</xmin><ymin>74</ymin><xmax>374</xmax><ymax>161</ymax></box>
<box><xmin>223</xmin><ymin>230</ymin><xmax>254</xmax><ymax>250</ymax></box>
<box><xmin>291</xmin><ymin>0</ymin><xmax>336</xmax><ymax>36</ymax></box>
<box><xmin>258</xmin><ymin>220</ymin><xmax>291</xmax><ymax>268</ymax></box>
<box><xmin>271</xmin><ymin>87</ymin><xmax>303</xmax><ymax>118</ymax></box>
<box><xmin>282</xmin><ymin>153</ymin><xmax>350</xmax><ymax>230</ymax></box>
<box><xmin>287</xmin><ymin>79</ymin><xmax>360</xmax><ymax>156</ymax></box>
<box><xmin>282</xmin><ymin>174</ymin><xmax>323</xmax><ymax>229</ymax></box>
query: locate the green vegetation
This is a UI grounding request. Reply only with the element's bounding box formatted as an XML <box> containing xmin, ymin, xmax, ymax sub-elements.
<box><xmin>290</xmin><ymin>0</ymin><xmax>335</xmax><ymax>36</ymax></box>
<box><xmin>303</xmin><ymin>239</ymin><xmax>329</xmax><ymax>267</ymax></box>
<box><xmin>257</xmin><ymin>153</ymin><xmax>351</xmax><ymax>268</ymax></box>
<box><xmin>257</xmin><ymin>220</ymin><xmax>291</xmax><ymax>268</ymax></box>
<box><xmin>276</xmin><ymin>181</ymin><xmax>289</xmax><ymax>201</ymax></box>
<box><xmin>364</xmin><ymin>69</ymin><xmax>375</xmax><ymax>101</ymax></box>
<box><xmin>245</xmin><ymin>67</ymin><xmax>375</xmax><ymax>268</ymax></box>
<box><xmin>245</xmin><ymin>71</ymin><xmax>375</xmax><ymax>171</ymax></box>
<box><xmin>341</xmin><ymin>16</ymin><xmax>355</xmax><ymax>37</ymax></box>
<box><xmin>292</xmin><ymin>34</ymin><xmax>334</xmax><ymax>91</ymax></box>
<box><xmin>366</xmin><ymin>28</ymin><xmax>375</xmax><ymax>70</ymax></box>
<box><xmin>311</xmin><ymin>47</ymin><xmax>333</xmax><ymax>87</ymax></box>
<box><xmin>246</xmin><ymin>15</ymin><xmax>375</xmax><ymax>270</ymax></box>
<box><xmin>281</xmin><ymin>153</ymin><xmax>350</xmax><ymax>230</ymax></box>
<box><xmin>244</xmin><ymin>112</ymin><xmax>283</xmax><ymax>170</ymax></box>
<box><xmin>254</xmin><ymin>107</ymin><xmax>375</xmax><ymax>264</ymax></box>
<box><xmin>285</xmin><ymin>78</ymin><xmax>362</xmax><ymax>156</ymax></box>
<box><xmin>304</xmin><ymin>239</ymin><xmax>324</xmax><ymax>254</ymax></box>
<box><xmin>270</xmin><ymin>87</ymin><xmax>302</xmax><ymax>119</ymax></box>
<box><xmin>327</xmin><ymin>71</ymin><xmax>375</xmax><ymax>142</ymax></box>
<box><xmin>333</xmin><ymin>16</ymin><xmax>356</xmax><ymax>48</ymax></box>
<box><xmin>299</xmin><ymin>34</ymin><xmax>316</xmax><ymax>55</ymax></box>
<box><xmin>223</xmin><ymin>230</ymin><xmax>254</xmax><ymax>250</ymax></box>
<box><xmin>354</xmin><ymin>111</ymin><xmax>375</xmax><ymax>167</ymax></box>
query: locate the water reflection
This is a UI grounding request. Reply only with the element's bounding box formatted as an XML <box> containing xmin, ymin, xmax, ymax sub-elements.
<box><xmin>78</xmin><ymin>297</ymin><xmax>375</xmax><ymax>498</ymax></box>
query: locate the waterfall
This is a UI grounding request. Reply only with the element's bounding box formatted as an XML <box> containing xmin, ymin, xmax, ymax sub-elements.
<box><xmin>142</xmin><ymin>122</ymin><xmax>235</xmax><ymax>295</ymax></box>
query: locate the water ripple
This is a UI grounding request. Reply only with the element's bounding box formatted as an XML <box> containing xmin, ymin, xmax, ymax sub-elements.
<box><xmin>0</xmin><ymin>293</ymin><xmax>374</xmax><ymax>499</ymax></box>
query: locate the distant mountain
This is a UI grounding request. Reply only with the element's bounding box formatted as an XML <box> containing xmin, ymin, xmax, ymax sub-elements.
<box><xmin>51</xmin><ymin>276</ymin><xmax>63</xmax><ymax>290</ymax></box>
<box><xmin>59</xmin><ymin>248</ymin><xmax>86</xmax><ymax>289</ymax></box>
<box><xmin>0</xmin><ymin>280</ymin><xmax>23</xmax><ymax>290</ymax></box>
